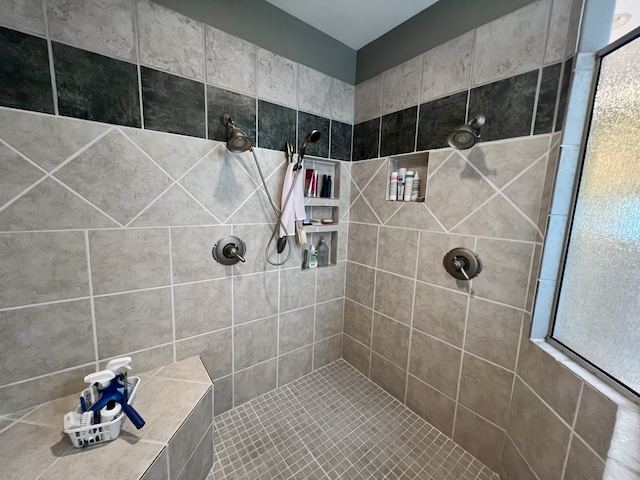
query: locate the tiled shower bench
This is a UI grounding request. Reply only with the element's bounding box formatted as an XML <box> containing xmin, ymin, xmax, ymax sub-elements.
<box><xmin>0</xmin><ymin>356</ymin><xmax>214</xmax><ymax>480</ymax></box>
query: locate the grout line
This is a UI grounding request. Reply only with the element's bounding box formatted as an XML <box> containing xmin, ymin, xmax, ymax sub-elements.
<box><xmin>367</xmin><ymin>225</ymin><xmax>381</xmax><ymax>378</ymax></box>
<box><xmin>403</xmin><ymin>229</ymin><xmax>420</xmax><ymax>404</ymax></box>
<box><xmin>42</xmin><ymin>0</ymin><xmax>59</xmax><ymax>117</ymax></box>
<box><xmin>168</xmin><ymin>228</ymin><xmax>177</xmax><ymax>363</ymax></box>
<box><xmin>84</xmin><ymin>230</ymin><xmax>99</xmax><ymax>369</ymax></box>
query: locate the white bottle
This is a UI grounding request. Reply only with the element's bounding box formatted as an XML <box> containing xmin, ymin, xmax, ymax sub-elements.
<box><xmin>389</xmin><ymin>171</ymin><xmax>398</xmax><ymax>201</ymax></box>
<box><xmin>411</xmin><ymin>172</ymin><xmax>420</xmax><ymax>201</ymax></box>
<box><xmin>397</xmin><ymin>168</ymin><xmax>407</xmax><ymax>201</ymax></box>
<box><xmin>404</xmin><ymin>171</ymin><xmax>414</xmax><ymax>201</ymax></box>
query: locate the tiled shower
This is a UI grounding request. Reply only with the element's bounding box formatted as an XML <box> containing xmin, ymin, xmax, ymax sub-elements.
<box><xmin>0</xmin><ymin>0</ymin><xmax>626</xmax><ymax>479</ymax></box>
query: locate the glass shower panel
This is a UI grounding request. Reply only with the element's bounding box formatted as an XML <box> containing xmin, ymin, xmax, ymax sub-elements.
<box><xmin>552</xmin><ymin>35</ymin><xmax>640</xmax><ymax>395</ymax></box>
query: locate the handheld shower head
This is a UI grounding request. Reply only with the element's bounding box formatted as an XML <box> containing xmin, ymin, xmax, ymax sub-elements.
<box><xmin>447</xmin><ymin>115</ymin><xmax>486</xmax><ymax>150</ymax></box>
<box><xmin>299</xmin><ymin>129</ymin><xmax>321</xmax><ymax>161</ymax></box>
<box><xmin>221</xmin><ymin>114</ymin><xmax>252</xmax><ymax>153</ymax></box>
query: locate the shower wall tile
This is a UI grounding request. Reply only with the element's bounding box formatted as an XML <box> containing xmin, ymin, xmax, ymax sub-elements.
<box><xmin>342</xmin><ymin>335</ymin><xmax>370</xmax><ymax>376</ymax></box>
<box><xmin>564</xmin><ymin>435</ymin><xmax>606</xmax><ymax>480</ymax></box>
<box><xmin>330</xmin><ymin>120</ymin><xmax>352</xmax><ymax>161</ymax></box>
<box><xmin>174</xmin><ymin>278</ymin><xmax>232</xmax><ymax>339</ymax></box>
<box><xmin>234</xmin><ymin>359</ymin><xmax>277</xmax><ymax>406</ymax></box>
<box><xmin>354</xmin><ymin>74</ymin><xmax>382</xmax><ymax>124</ymax></box>
<box><xmin>574</xmin><ymin>384</ymin><xmax>617</xmax><ymax>459</ymax></box>
<box><xmin>454</xmin><ymin>405</ymin><xmax>504</xmax><ymax>471</ymax></box>
<box><xmin>298</xmin><ymin>111</ymin><xmax>329</xmax><ymax>158</ymax></box>
<box><xmin>278</xmin><ymin>345</ymin><xmax>313</xmax><ymax>386</ymax></box>
<box><xmin>176</xmin><ymin>328</ymin><xmax>232</xmax><ymax>380</ymax></box>
<box><xmin>94</xmin><ymin>288</ymin><xmax>172</xmax><ymax>358</ymax></box>
<box><xmin>0</xmin><ymin>231</ymin><xmax>88</xmax><ymax>308</ymax></box>
<box><xmin>371</xmin><ymin>313</ymin><xmax>410</xmax><ymax>368</ymax></box>
<box><xmin>377</xmin><ymin>226</ymin><xmax>419</xmax><ymax>277</ymax></box>
<box><xmin>0</xmin><ymin>0</ymin><xmax>46</xmax><ymax>36</ymax></box>
<box><xmin>507</xmin><ymin>378</ymin><xmax>571</xmax><ymax>480</ymax></box>
<box><xmin>409</xmin><ymin>330</ymin><xmax>461</xmax><ymax>398</ymax></box>
<box><xmin>207</xmin><ymin>85</ymin><xmax>256</xmax><ymax>144</ymax></box>
<box><xmin>344</xmin><ymin>299</ymin><xmax>373</xmax><ymax>346</ymax></box>
<box><xmin>413</xmin><ymin>282</ymin><xmax>468</xmax><ymax>347</ymax></box>
<box><xmin>0</xmin><ymin>300</ymin><xmax>94</xmax><ymax>385</ymax></box>
<box><xmin>347</xmin><ymin>222</ymin><xmax>378</xmax><ymax>267</ymax></box>
<box><xmin>406</xmin><ymin>375</ymin><xmax>455</xmax><ymax>436</ymax></box>
<box><xmin>0</xmin><ymin>28</ymin><xmax>54</xmax><ymax>114</ymax></box>
<box><xmin>382</xmin><ymin>55</ymin><xmax>422</xmax><ymax>115</ymax></box>
<box><xmin>213</xmin><ymin>375</ymin><xmax>233</xmax><ymax>415</ymax></box>
<box><xmin>141</xmin><ymin>67</ymin><xmax>205</xmax><ymax>138</ymax></box>
<box><xmin>53</xmin><ymin>42</ymin><xmax>140</xmax><ymax>127</ymax></box>
<box><xmin>416</xmin><ymin>231</ymin><xmax>475</xmax><ymax>293</ymax></box>
<box><xmin>89</xmin><ymin>228</ymin><xmax>170</xmax><ymax>294</ymax></box>
<box><xmin>171</xmin><ymin>226</ymin><xmax>232</xmax><ymax>283</ymax></box>
<box><xmin>279</xmin><ymin>306</ymin><xmax>315</xmax><ymax>354</ymax></box>
<box><xmin>137</xmin><ymin>0</ymin><xmax>204</xmax><ymax>80</ymax></box>
<box><xmin>0</xmin><ymin>143</ymin><xmax>45</xmax><ymax>207</ymax></box>
<box><xmin>205</xmin><ymin>27</ymin><xmax>256</xmax><ymax>96</ymax></box>
<box><xmin>421</xmin><ymin>31</ymin><xmax>474</xmax><ymax>103</ymax></box>
<box><xmin>544</xmin><ymin>0</ymin><xmax>578</xmax><ymax>64</ymax></box>
<box><xmin>458</xmin><ymin>354</ymin><xmax>513</xmax><ymax>427</ymax></box>
<box><xmin>465</xmin><ymin>298</ymin><xmax>522</xmax><ymax>370</ymax></box>
<box><xmin>316</xmin><ymin>261</ymin><xmax>346</xmax><ymax>302</ymax></box>
<box><xmin>0</xmin><ymin>108</ymin><xmax>109</xmax><ymax>172</ymax></box>
<box><xmin>500</xmin><ymin>437</ymin><xmax>538</xmax><ymax>480</ymax></box>
<box><xmin>345</xmin><ymin>262</ymin><xmax>375</xmax><ymax>307</ymax></box>
<box><xmin>380</xmin><ymin>106</ymin><xmax>417</xmax><ymax>157</ymax></box>
<box><xmin>298</xmin><ymin>65</ymin><xmax>331</xmax><ymax>118</ymax></box>
<box><xmin>472</xmin><ymin>0</ymin><xmax>549</xmax><ymax>86</ymax></box>
<box><xmin>54</xmin><ymin>130</ymin><xmax>172</xmax><ymax>225</ymax></box>
<box><xmin>555</xmin><ymin>57</ymin><xmax>574</xmax><ymax>130</ymax></box>
<box><xmin>233</xmin><ymin>271</ymin><xmax>279</xmax><ymax>324</ymax></box>
<box><xmin>534</xmin><ymin>62</ymin><xmax>562</xmax><ymax>134</ymax></box>
<box><xmin>313</xmin><ymin>334</ymin><xmax>342</xmax><ymax>368</ymax></box>
<box><xmin>280</xmin><ymin>267</ymin><xmax>317</xmax><ymax>312</ymax></box>
<box><xmin>474</xmin><ymin>238</ymin><xmax>533</xmax><ymax>308</ymax></box>
<box><xmin>47</xmin><ymin>0</ymin><xmax>136</xmax><ymax>61</ymax></box>
<box><xmin>370</xmin><ymin>352</ymin><xmax>406</xmax><ymax>402</ymax></box>
<box><xmin>468</xmin><ymin>69</ymin><xmax>539</xmax><ymax>142</ymax></box>
<box><xmin>352</xmin><ymin>118</ymin><xmax>380</xmax><ymax>161</ymax></box>
<box><xmin>257</xmin><ymin>49</ymin><xmax>297</xmax><ymax>109</ymax></box>
<box><xmin>373</xmin><ymin>271</ymin><xmax>414</xmax><ymax>325</ymax></box>
<box><xmin>330</xmin><ymin>78</ymin><xmax>355</xmax><ymax>124</ymax></box>
<box><xmin>257</xmin><ymin>100</ymin><xmax>296</xmax><ymax>151</ymax></box>
<box><xmin>417</xmin><ymin>91</ymin><xmax>468</xmax><ymax>151</ymax></box>
<box><xmin>232</xmin><ymin>224</ymin><xmax>278</xmax><ymax>275</ymax></box>
<box><xmin>316</xmin><ymin>298</ymin><xmax>344</xmax><ymax>340</ymax></box>
<box><xmin>234</xmin><ymin>316</ymin><xmax>278</xmax><ymax>370</ymax></box>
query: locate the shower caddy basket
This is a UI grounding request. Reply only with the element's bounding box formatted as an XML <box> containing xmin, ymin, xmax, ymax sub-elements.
<box><xmin>63</xmin><ymin>375</ymin><xmax>140</xmax><ymax>448</ymax></box>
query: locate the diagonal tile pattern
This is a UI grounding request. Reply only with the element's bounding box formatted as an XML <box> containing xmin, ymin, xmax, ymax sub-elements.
<box><xmin>209</xmin><ymin>360</ymin><xmax>499</xmax><ymax>480</ymax></box>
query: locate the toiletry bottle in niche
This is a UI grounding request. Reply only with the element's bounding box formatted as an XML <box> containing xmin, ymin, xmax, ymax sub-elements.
<box><xmin>317</xmin><ymin>237</ymin><xmax>329</xmax><ymax>267</ymax></box>
<box><xmin>404</xmin><ymin>171</ymin><xmax>414</xmax><ymax>201</ymax></box>
<box><xmin>411</xmin><ymin>172</ymin><xmax>420</xmax><ymax>201</ymax></box>
<box><xmin>389</xmin><ymin>171</ymin><xmax>398</xmax><ymax>201</ymax></box>
<box><xmin>308</xmin><ymin>244</ymin><xmax>318</xmax><ymax>268</ymax></box>
<box><xmin>398</xmin><ymin>168</ymin><xmax>406</xmax><ymax>201</ymax></box>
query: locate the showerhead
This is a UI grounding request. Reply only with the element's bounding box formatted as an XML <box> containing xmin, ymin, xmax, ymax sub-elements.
<box><xmin>299</xmin><ymin>129</ymin><xmax>321</xmax><ymax>160</ymax></box>
<box><xmin>447</xmin><ymin>115</ymin><xmax>486</xmax><ymax>150</ymax></box>
<box><xmin>220</xmin><ymin>114</ymin><xmax>252</xmax><ymax>153</ymax></box>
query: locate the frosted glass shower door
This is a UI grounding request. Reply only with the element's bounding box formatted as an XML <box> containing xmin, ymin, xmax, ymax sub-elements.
<box><xmin>552</xmin><ymin>33</ymin><xmax>640</xmax><ymax>396</ymax></box>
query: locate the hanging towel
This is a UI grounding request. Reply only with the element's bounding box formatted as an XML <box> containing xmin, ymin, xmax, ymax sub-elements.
<box><xmin>280</xmin><ymin>163</ymin><xmax>307</xmax><ymax>237</ymax></box>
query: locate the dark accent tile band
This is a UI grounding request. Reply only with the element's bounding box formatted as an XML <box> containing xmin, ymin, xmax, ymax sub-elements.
<box><xmin>298</xmin><ymin>112</ymin><xmax>329</xmax><ymax>158</ymax></box>
<box><xmin>257</xmin><ymin>100</ymin><xmax>296</xmax><ymax>151</ymax></box>
<box><xmin>381</xmin><ymin>106</ymin><xmax>418</xmax><ymax>157</ymax></box>
<box><xmin>353</xmin><ymin>118</ymin><xmax>380</xmax><ymax>161</ymax></box>
<box><xmin>331</xmin><ymin>120</ymin><xmax>353</xmax><ymax>161</ymax></box>
<box><xmin>417</xmin><ymin>91</ymin><xmax>468</xmax><ymax>151</ymax></box>
<box><xmin>534</xmin><ymin>62</ymin><xmax>562</xmax><ymax>135</ymax></box>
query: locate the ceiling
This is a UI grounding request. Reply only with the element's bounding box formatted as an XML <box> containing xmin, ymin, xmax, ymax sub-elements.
<box><xmin>263</xmin><ymin>0</ymin><xmax>440</xmax><ymax>50</ymax></box>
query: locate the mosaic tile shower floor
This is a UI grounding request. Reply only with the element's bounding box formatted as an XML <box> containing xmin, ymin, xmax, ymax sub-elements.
<box><xmin>208</xmin><ymin>360</ymin><xmax>499</xmax><ymax>480</ymax></box>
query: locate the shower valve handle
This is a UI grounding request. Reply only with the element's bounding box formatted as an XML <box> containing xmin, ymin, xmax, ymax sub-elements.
<box><xmin>224</xmin><ymin>244</ymin><xmax>245</xmax><ymax>262</ymax></box>
<box><xmin>212</xmin><ymin>236</ymin><xmax>247</xmax><ymax>265</ymax></box>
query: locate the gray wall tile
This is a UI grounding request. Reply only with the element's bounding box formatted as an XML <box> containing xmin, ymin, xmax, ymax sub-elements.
<box><xmin>413</xmin><ymin>282</ymin><xmax>468</xmax><ymax>347</ymax></box>
<box><xmin>171</xmin><ymin>226</ymin><xmax>232</xmax><ymax>283</ymax></box>
<box><xmin>205</xmin><ymin>27</ymin><xmax>256</xmax><ymax>96</ymax></box>
<box><xmin>314</xmin><ymin>334</ymin><xmax>341</xmax><ymax>368</ymax></box>
<box><xmin>95</xmin><ymin>288</ymin><xmax>172</xmax><ymax>358</ymax></box>
<box><xmin>279</xmin><ymin>306</ymin><xmax>314</xmax><ymax>354</ymax></box>
<box><xmin>342</xmin><ymin>335</ymin><xmax>370</xmax><ymax>376</ymax></box>
<box><xmin>373</xmin><ymin>271</ymin><xmax>414</xmax><ymax>325</ymax></box>
<box><xmin>233</xmin><ymin>271</ymin><xmax>279</xmax><ymax>324</ymax></box>
<box><xmin>234</xmin><ymin>360</ymin><xmax>277</xmax><ymax>406</ymax></box>
<box><xmin>89</xmin><ymin>228</ymin><xmax>170</xmax><ymax>294</ymax></box>
<box><xmin>343</xmin><ymin>299</ymin><xmax>372</xmax><ymax>346</ymax></box>
<box><xmin>278</xmin><ymin>346</ymin><xmax>313</xmax><ymax>386</ymax></box>
<box><xmin>406</xmin><ymin>375</ymin><xmax>455</xmax><ymax>436</ymax></box>
<box><xmin>371</xmin><ymin>313</ymin><xmax>410</xmax><ymax>368</ymax></box>
<box><xmin>315</xmin><ymin>298</ymin><xmax>344</xmax><ymax>341</ymax></box>
<box><xmin>409</xmin><ymin>330</ymin><xmax>461</xmax><ymax>398</ymax></box>
<box><xmin>174</xmin><ymin>278</ymin><xmax>232</xmax><ymax>339</ymax></box>
<box><xmin>176</xmin><ymin>329</ymin><xmax>232</xmax><ymax>381</ymax></box>
<box><xmin>234</xmin><ymin>316</ymin><xmax>278</xmax><ymax>370</ymax></box>
<box><xmin>0</xmin><ymin>231</ymin><xmax>88</xmax><ymax>308</ymax></box>
<box><xmin>370</xmin><ymin>352</ymin><xmax>406</xmax><ymax>402</ymax></box>
<box><xmin>0</xmin><ymin>0</ymin><xmax>46</xmax><ymax>36</ymax></box>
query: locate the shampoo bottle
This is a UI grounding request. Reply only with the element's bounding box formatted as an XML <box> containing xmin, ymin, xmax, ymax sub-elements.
<box><xmin>398</xmin><ymin>168</ymin><xmax>407</xmax><ymax>200</ymax></box>
<box><xmin>404</xmin><ymin>171</ymin><xmax>414</xmax><ymax>201</ymax></box>
<box><xmin>308</xmin><ymin>244</ymin><xmax>318</xmax><ymax>268</ymax></box>
<box><xmin>411</xmin><ymin>172</ymin><xmax>420</xmax><ymax>201</ymax></box>
<box><xmin>389</xmin><ymin>171</ymin><xmax>398</xmax><ymax>201</ymax></box>
<box><xmin>317</xmin><ymin>238</ymin><xmax>329</xmax><ymax>267</ymax></box>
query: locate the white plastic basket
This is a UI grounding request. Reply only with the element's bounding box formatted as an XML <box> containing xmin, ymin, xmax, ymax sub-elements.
<box><xmin>64</xmin><ymin>376</ymin><xmax>140</xmax><ymax>448</ymax></box>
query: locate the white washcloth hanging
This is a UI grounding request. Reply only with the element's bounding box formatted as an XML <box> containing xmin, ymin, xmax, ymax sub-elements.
<box><xmin>280</xmin><ymin>163</ymin><xmax>307</xmax><ymax>237</ymax></box>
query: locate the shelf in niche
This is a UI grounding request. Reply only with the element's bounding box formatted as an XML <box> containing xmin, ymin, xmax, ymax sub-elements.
<box><xmin>305</xmin><ymin>198</ymin><xmax>340</xmax><ymax>207</ymax></box>
<box><xmin>302</xmin><ymin>224</ymin><xmax>339</xmax><ymax>233</ymax></box>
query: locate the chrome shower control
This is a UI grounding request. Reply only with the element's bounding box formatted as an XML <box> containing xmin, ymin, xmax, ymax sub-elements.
<box><xmin>443</xmin><ymin>248</ymin><xmax>482</xmax><ymax>280</ymax></box>
<box><xmin>212</xmin><ymin>236</ymin><xmax>247</xmax><ymax>265</ymax></box>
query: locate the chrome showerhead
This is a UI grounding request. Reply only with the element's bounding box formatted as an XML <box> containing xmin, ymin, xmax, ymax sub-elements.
<box><xmin>221</xmin><ymin>114</ymin><xmax>252</xmax><ymax>153</ymax></box>
<box><xmin>299</xmin><ymin>129</ymin><xmax>321</xmax><ymax>161</ymax></box>
<box><xmin>447</xmin><ymin>115</ymin><xmax>486</xmax><ymax>150</ymax></box>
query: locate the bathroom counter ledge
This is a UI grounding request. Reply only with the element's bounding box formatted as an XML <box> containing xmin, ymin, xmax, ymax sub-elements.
<box><xmin>0</xmin><ymin>356</ymin><xmax>214</xmax><ymax>480</ymax></box>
